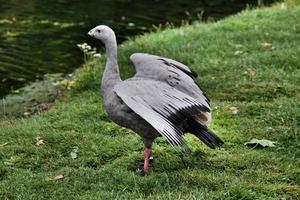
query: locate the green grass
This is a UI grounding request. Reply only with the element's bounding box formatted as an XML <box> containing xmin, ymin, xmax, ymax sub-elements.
<box><xmin>1</xmin><ymin>3</ymin><xmax>300</xmax><ymax>199</ymax></box>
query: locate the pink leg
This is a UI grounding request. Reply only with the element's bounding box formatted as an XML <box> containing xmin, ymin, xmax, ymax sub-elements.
<box><xmin>143</xmin><ymin>148</ymin><xmax>152</xmax><ymax>173</ymax></box>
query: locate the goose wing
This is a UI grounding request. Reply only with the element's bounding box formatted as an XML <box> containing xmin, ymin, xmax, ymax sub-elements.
<box><xmin>130</xmin><ymin>53</ymin><xmax>210</xmax><ymax>111</ymax></box>
<box><xmin>114</xmin><ymin>79</ymin><xmax>210</xmax><ymax>148</ymax></box>
<box><xmin>130</xmin><ymin>53</ymin><xmax>198</xmax><ymax>79</ymax></box>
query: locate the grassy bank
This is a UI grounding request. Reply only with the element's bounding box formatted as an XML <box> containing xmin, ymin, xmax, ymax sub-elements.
<box><xmin>1</xmin><ymin>2</ymin><xmax>300</xmax><ymax>199</ymax></box>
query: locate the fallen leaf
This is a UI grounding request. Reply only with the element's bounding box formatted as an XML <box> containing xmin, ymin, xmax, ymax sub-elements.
<box><xmin>234</xmin><ymin>50</ymin><xmax>243</xmax><ymax>56</ymax></box>
<box><xmin>4</xmin><ymin>156</ymin><xmax>17</xmax><ymax>166</ymax></box>
<box><xmin>245</xmin><ymin>139</ymin><xmax>276</xmax><ymax>148</ymax></box>
<box><xmin>23</xmin><ymin>112</ymin><xmax>30</xmax><ymax>116</ymax></box>
<box><xmin>248</xmin><ymin>68</ymin><xmax>257</xmax><ymax>77</ymax></box>
<box><xmin>36</xmin><ymin>137</ymin><xmax>45</xmax><ymax>146</ymax></box>
<box><xmin>261</xmin><ymin>42</ymin><xmax>272</xmax><ymax>48</ymax></box>
<box><xmin>70</xmin><ymin>146</ymin><xmax>78</xmax><ymax>159</ymax></box>
<box><xmin>4</xmin><ymin>161</ymin><xmax>14</xmax><ymax>166</ymax></box>
<box><xmin>187</xmin><ymin>172</ymin><xmax>194</xmax><ymax>177</ymax></box>
<box><xmin>0</xmin><ymin>142</ymin><xmax>9</xmax><ymax>147</ymax></box>
<box><xmin>229</xmin><ymin>106</ymin><xmax>239</xmax><ymax>115</ymax></box>
<box><xmin>45</xmin><ymin>174</ymin><xmax>64</xmax><ymax>181</ymax></box>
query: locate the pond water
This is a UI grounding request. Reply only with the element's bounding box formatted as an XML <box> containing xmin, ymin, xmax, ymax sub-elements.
<box><xmin>0</xmin><ymin>0</ymin><xmax>275</xmax><ymax>97</ymax></box>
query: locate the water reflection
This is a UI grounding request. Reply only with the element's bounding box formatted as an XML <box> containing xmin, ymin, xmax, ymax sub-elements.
<box><xmin>0</xmin><ymin>0</ymin><xmax>274</xmax><ymax>97</ymax></box>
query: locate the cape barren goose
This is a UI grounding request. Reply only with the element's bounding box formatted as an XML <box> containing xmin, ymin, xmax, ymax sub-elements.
<box><xmin>88</xmin><ymin>25</ymin><xmax>223</xmax><ymax>174</ymax></box>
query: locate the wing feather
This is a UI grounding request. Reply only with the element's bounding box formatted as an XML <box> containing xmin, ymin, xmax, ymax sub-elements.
<box><xmin>129</xmin><ymin>53</ymin><xmax>211</xmax><ymax>110</ymax></box>
<box><xmin>114</xmin><ymin>79</ymin><xmax>209</xmax><ymax>148</ymax></box>
<box><xmin>116</xmin><ymin>90</ymin><xmax>186</xmax><ymax>146</ymax></box>
<box><xmin>130</xmin><ymin>53</ymin><xmax>197</xmax><ymax>79</ymax></box>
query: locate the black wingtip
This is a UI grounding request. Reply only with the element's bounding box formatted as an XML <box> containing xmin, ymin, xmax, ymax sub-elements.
<box><xmin>188</xmin><ymin>120</ymin><xmax>224</xmax><ymax>149</ymax></box>
<box><xmin>190</xmin><ymin>69</ymin><xmax>198</xmax><ymax>79</ymax></box>
<box><xmin>201</xmin><ymin>128</ymin><xmax>224</xmax><ymax>149</ymax></box>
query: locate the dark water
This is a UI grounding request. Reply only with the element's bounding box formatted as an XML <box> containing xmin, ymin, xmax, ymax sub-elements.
<box><xmin>0</xmin><ymin>0</ymin><xmax>275</xmax><ymax>97</ymax></box>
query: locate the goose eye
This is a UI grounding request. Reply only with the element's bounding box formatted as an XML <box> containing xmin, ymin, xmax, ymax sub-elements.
<box><xmin>97</xmin><ymin>29</ymin><xmax>101</xmax><ymax>33</ymax></box>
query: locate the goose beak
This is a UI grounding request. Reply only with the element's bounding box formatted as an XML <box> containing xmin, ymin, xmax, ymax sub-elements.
<box><xmin>88</xmin><ymin>30</ymin><xmax>94</xmax><ymax>37</ymax></box>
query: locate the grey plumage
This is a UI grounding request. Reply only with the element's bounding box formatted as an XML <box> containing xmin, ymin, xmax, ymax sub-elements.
<box><xmin>88</xmin><ymin>25</ymin><xmax>223</xmax><ymax>154</ymax></box>
<box><xmin>114</xmin><ymin>79</ymin><xmax>209</xmax><ymax>148</ymax></box>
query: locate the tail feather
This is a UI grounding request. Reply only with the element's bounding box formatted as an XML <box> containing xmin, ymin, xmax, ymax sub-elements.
<box><xmin>187</xmin><ymin>119</ymin><xmax>224</xmax><ymax>148</ymax></box>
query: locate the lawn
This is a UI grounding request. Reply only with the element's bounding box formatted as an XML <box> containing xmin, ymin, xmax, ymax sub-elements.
<box><xmin>0</xmin><ymin>2</ymin><xmax>299</xmax><ymax>199</ymax></box>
